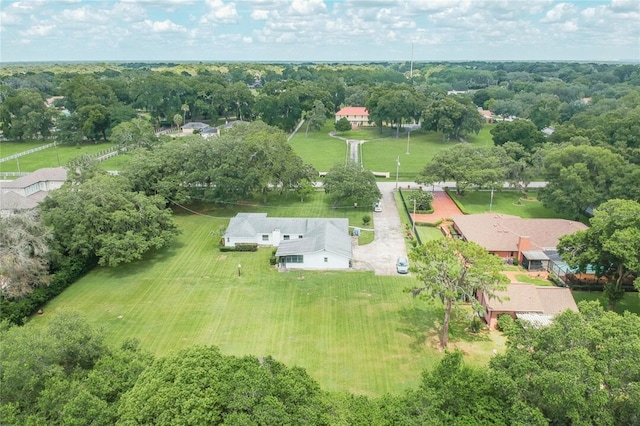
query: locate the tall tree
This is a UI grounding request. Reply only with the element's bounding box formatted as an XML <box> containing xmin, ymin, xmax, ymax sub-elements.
<box><xmin>409</xmin><ymin>238</ymin><xmax>508</xmax><ymax>349</ymax></box>
<box><xmin>421</xmin><ymin>95</ymin><xmax>484</xmax><ymax>141</ymax></box>
<box><xmin>305</xmin><ymin>100</ymin><xmax>327</xmax><ymax>136</ymax></box>
<box><xmin>0</xmin><ymin>210</ymin><xmax>52</xmax><ymax>299</ymax></box>
<box><xmin>322</xmin><ymin>162</ymin><xmax>381</xmax><ymax>208</ymax></box>
<box><xmin>539</xmin><ymin>144</ymin><xmax>624</xmax><ymax>218</ymax></box>
<box><xmin>490</xmin><ymin>120</ymin><xmax>545</xmax><ymax>151</ymax></box>
<box><xmin>558</xmin><ymin>199</ymin><xmax>640</xmax><ymax>310</ymax></box>
<box><xmin>490</xmin><ymin>301</ymin><xmax>640</xmax><ymax>424</ymax></box>
<box><xmin>40</xmin><ymin>174</ymin><xmax>179</xmax><ymax>267</ymax></box>
<box><xmin>0</xmin><ymin>88</ymin><xmax>56</xmax><ymax>140</ymax></box>
<box><xmin>110</xmin><ymin>117</ymin><xmax>157</xmax><ymax>148</ymax></box>
<box><xmin>117</xmin><ymin>346</ymin><xmax>330</xmax><ymax>425</ymax></box>
<box><xmin>417</xmin><ymin>144</ymin><xmax>509</xmax><ymax>195</ymax></box>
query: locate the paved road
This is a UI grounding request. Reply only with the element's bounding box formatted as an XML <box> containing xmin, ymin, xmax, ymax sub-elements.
<box><xmin>349</xmin><ymin>181</ymin><xmax>548</xmax><ymax>275</ymax></box>
<box><xmin>351</xmin><ymin>182</ymin><xmax>409</xmax><ymax>275</ymax></box>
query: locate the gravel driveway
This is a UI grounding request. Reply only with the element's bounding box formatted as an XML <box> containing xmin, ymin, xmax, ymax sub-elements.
<box><xmin>351</xmin><ymin>182</ymin><xmax>409</xmax><ymax>275</ymax></box>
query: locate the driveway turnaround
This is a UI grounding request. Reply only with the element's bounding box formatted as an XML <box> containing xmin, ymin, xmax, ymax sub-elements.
<box><xmin>351</xmin><ymin>182</ymin><xmax>409</xmax><ymax>275</ymax></box>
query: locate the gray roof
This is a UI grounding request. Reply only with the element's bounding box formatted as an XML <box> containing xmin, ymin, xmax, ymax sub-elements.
<box><xmin>522</xmin><ymin>250</ymin><xmax>550</xmax><ymax>261</ymax></box>
<box><xmin>276</xmin><ymin>221</ymin><xmax>352</xmax><ymax>259</ymax></box>
<box><xmin>0</xmin><ymin>167</ymin><xmax>67</xmax><ymax>190</ymax></box>
<box><xmin>182</xmin><ymin>122</ymin><xmax>209</xmax><ymax>130</ymax></box>
<box><xmin>224</xmin><ymin>213</ymin><xmax>351</xmax><ymax>258</ymax></box>
<box><xmin>200</xmin><ymin>126</ymin><xmax>219</xmax><ymax>134</ymax></box>
<box><xmin>0</xmin><ymin>191</ymin><xmax>38</xmax><ymax>211</ymax></box>
<box><xmin>225</xmin><ymin>213</ymin><xmax>349</xmax><ymax>239</ymax></box>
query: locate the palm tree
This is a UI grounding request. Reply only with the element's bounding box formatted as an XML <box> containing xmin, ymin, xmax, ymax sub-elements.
<box><xmin>181</xmin><ymin>103</ymin><xmax>189</xmax><ymax>126</ymax></box>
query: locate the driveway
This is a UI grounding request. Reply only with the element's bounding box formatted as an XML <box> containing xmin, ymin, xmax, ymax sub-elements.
<box><xmin>351</xmin><ymin>182</ymin><xmax>409</xmax><ymax>275</ymax></box>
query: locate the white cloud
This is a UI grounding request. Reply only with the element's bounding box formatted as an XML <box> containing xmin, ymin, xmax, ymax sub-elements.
<box><xmin>20</xmin><ymin>23</ymin><xmax>56</xmax><ymax>37</ymax></box>
<box><xmin>288</xmin><ymin>0</ymin><xmax>327</xmax><ymax>16</ymax></box>
<box><xmin>201</xmin><ymin>0</ymin><xmax>240</xmax><ymax>24</ymax></box>
<box><xmin>134</xmin><ymin>19</ymin><xmax>187</xmax><ymax>33</ymax></box>
<box><xmin>541</xmin><ymin>2</ymin><xmax>577</xmax><ymax>23</ymax></box>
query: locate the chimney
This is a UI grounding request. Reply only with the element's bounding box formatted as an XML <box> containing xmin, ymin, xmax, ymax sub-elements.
<box><xmin>517</xmin><ymin>236</ymin><xmax>530</xmax><ymax>264</ymax></box>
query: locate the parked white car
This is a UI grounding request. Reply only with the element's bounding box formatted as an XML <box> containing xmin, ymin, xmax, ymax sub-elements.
<box><xmin>373</xmin><ymin>201</ymin><xmax>383</xmax><ymax>212</ymax></box>
<box><xmin>396</xmin><ymin>256</ymin><xmax>409</xmax><ymax>274</ymax></box>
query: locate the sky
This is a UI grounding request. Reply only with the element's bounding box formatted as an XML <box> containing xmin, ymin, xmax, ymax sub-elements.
<box><xmin>1</xmin><ymin>0</ymin><xmax>639</xmax><ymax>63</ymax></box>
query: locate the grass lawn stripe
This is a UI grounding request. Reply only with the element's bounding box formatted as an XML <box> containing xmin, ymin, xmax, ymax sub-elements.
<box><xmin>32</xmin><ymin>213</ymin><xmax>498</xmax><ymax>396</ymax></box>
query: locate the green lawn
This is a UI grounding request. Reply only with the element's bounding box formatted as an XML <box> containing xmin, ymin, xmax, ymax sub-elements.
<box><xmin>573</xmin><ymin>291</ymin><xmax>640</xmax><ymax>316</ymax></box>
<box><xmin>513</xmin><ymin>273</ymin><xmax>553</xmax><ymax>286</ymax></box>
<box><xmin>289</xmin><ymin>121</ymin><xmax>348</xmax><ymax>172</ymax></box>
<box><xmin>0</xmin><ymin>142</ymin><xmax>116</xmax><ymax>173</ymax></box>
<box><xmin>415</xmin><ymin>225</ymin><xmax>445</xmax><ymax>242</ymax></box>
<box><xmin>31</xmin><ymin>212</ymin><xmax>499</xmax><ymax>396</ymax></box>
<box><xmin>449</xmin><ymin>190</ymin><xmax>566</xmax><ymax>218</ymax></box>
<box><xmin>290</xmin><ymin>122</ymin><xmax>495</xmax><ymax>180</ymax></box>
<box><xmin>0</xmin><ymin>140</ymin><xmax>51</xmax><ymax>157</ymax></box>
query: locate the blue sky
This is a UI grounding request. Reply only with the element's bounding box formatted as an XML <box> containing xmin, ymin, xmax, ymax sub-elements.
<box><xmin>1</xmin><ymin>0</ymin><xmax>638</xmax><ymax>63</ymax></box>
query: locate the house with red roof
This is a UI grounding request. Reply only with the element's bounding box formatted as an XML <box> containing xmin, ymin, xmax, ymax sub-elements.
<box><xmin>451</xmin><ymin>213</ymin><xmax>587</xmax><ymax>270</ymax></box>
<box><xmin>335</xmin><ymin>106</ymin><xmax>370</xmax><ymax>128</ymax></box>
<box><xmin>478</xmin><ymin>283</ymin><xmax>578</xmax><ymax>329</ymax></box>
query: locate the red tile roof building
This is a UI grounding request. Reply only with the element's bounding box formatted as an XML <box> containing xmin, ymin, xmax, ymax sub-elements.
<box><xmin>335</xmin><ymin>106</ymin><xmax>370</xmax><ymax>128</ymax></box>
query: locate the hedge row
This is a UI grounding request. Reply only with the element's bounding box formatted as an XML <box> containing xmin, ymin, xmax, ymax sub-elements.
<box><xmin>0</xmin><ymin>255</ymin><xmax>96</xmax><ymax>325</ymax></box>
<box><xmin>219</xmin><ymin>243</ymin><xmax>259</xmax><ymax>252</ymax></box>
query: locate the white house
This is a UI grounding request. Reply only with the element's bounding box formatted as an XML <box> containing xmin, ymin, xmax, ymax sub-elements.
<box><xmin>223</xmin><ymin>213</ymin><xmax>352</xmax><ymax>270</ymax></box>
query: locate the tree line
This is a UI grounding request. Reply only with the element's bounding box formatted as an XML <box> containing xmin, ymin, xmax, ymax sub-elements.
<box><xmin>1</xmin><ymin>303</ymin><xmax>638</xmax><ymax>425</ymax></box>
<box><xmin>1</xmin><ymin>61</ymin><xmax>638</xmax><ymax>144</ymax></box>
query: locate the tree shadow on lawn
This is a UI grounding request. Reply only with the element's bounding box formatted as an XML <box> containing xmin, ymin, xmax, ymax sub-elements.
<box><xmin>101</xmin><ymin>241</ymin><xmax>186</xmax><ymax>279</ymax></box>
<box><xmin>397</xmin><ymin>304</ymin><xmax>491</xmax><ymax>352</ymax></box>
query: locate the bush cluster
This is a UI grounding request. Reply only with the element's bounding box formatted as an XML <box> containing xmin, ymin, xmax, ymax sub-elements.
<box><xmin>219</xmin><ymin>243</ymin><xmax>258</xmax><ymax>252</ymax></box>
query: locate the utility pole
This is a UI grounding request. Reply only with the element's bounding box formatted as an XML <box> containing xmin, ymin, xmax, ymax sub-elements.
<box><xmin>406</xmin><ymin>131</ymin><xmax>410</xmax><ymax>154</ymax></box>
<box><xmin>489</xmin><ymin>187</ymin><xmax>494</xmax><ymax>212</ymax></box>
<box><xmin>395</xmin><ymin>156</ymin><xmax>400</xmax><ymax>190</ymax></box>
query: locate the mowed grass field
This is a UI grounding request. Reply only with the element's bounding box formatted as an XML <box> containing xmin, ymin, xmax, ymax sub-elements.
<box><xmin>450</xmin><ymin>190</ymin><xmax>566</xmax><ymax>218</ymax></box>
<box><xmin>31</xmin><ymin>212</ymin><xmax>500</xmax><ymax>396</ymax></box>
<box><xmin>0</xmin><ymin>141</ymin><xmax>116</xmax><ymax>173</ymax></box>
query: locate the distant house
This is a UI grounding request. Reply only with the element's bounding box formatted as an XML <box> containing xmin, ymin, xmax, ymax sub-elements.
<box><xmin>477</xmin><ymin>107</ymin><xmax>493</xmax><ymax>123</ymax></box>
<box><xmin>181</xmin><ymin>122</ymin><xmax>209</xmax><ymax>133</ymax></box>
<box><xmin>451</xmin><ymin>213</ymin><xmax>587</xmax><ymax>269</ymax></box>
<box><xmin>541</xmin><ymin>126</ymin><xmax>555</xmax><ymax>136</ymax></box>
<box><xmin>0</xmin><ymin>167</ymin><xmax>67</xmax><ymax>217</ymax></box>
<box><xmin>478</xmin><ymin>283</ymin><xmax>578</xmax><ymax>329</ymax></box>
<box><xmin>335</xmin><ymin>107</ymin><xmax>370</xmax><ymax>128</ymax></box>
<box><xmin>223</xmin><ymin>213</ymin><xmax>352</xmax><ymax>270</ymax></box>
<box><xmin>223</xmin><ymin>120</ymin><xmax>250</xmax><ymax>129</ymax></box>
<box><xmin>200</xmin><ymin>126</ymin><xmax>220</xmax><ymax>139</ymax></box>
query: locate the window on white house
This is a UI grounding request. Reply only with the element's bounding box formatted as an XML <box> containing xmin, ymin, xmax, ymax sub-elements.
<box><xmin>324</xmin><ymin>257</ymin><xmax>328</xmax><ymax>263</ymax></box>
<box><xmin>298</xmin><ymin>235</ymin><xmax>303</xmax><ymax>239</ymax></box>
<box><xmin>284</xmin><ymin>255</ymin><xmax>303</xmax><ymax>263</ymax></box>
<box><xmin>262</xmin><ymin>235</ymin><xmax>269</xmax><ymax>241</ymax></box>
<box><xmin>283</xmin><ymin>235</ymin><xmax>290</xmax><ymax>240</ymax></box>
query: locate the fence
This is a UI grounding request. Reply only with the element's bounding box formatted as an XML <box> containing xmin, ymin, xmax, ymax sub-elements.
<box><xmin>397</xmin><ymin>188</ymin><xmax>422</xmax><ymax>245</ymax></box>
<box><xmin>0</xmin><ymin>142</ymin><xmax>57</xmax><ymax>163</ymax></box>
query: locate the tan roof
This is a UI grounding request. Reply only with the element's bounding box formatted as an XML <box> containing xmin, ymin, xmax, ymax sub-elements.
<box><xmin>452</xmin><ymin>213</ymin><xmax>587</xmax><ymax>252</ymax></box>
<box><xmin>0</xmin><ymin>191</ymin><xmax>38</xmax><ymax>211</ymax></box>
<box><xmin>485</xmin><ymin>283</ymin><xmax>578</xmax><ymax>314</ymax></box>
<box><xmin>0</xmin><ymin>167</ymin><xmax>67</xmax><ymax>190</ymax></box>
<box><xmin>336</xmin><ymin>106</ymin><xmax>368</xmax><ymax>116</ymax></box>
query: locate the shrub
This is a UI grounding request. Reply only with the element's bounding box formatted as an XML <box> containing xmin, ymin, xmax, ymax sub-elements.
<box><xmin>497</xmin><ymin>314</ymin><xmax>515</xmax><ymax>332</ymax></box>
<box><xmin>362</xmin><ymin>214</ymin><xmax>371</xmax><ymax>226</ymax></box>
<box><xmin>219</xmin><ymin>243</ymin><xmax>259</xmax><ymax>252</ymax></box>
<box><xmin>334</xmin><ymin>117</ymin><xmax>351</xmax><ymax>132</ymax></box>
<box><xmin>407</xmin><ymin>191</ymin><xmax>434</xmax><ymax>211</ymax></box>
